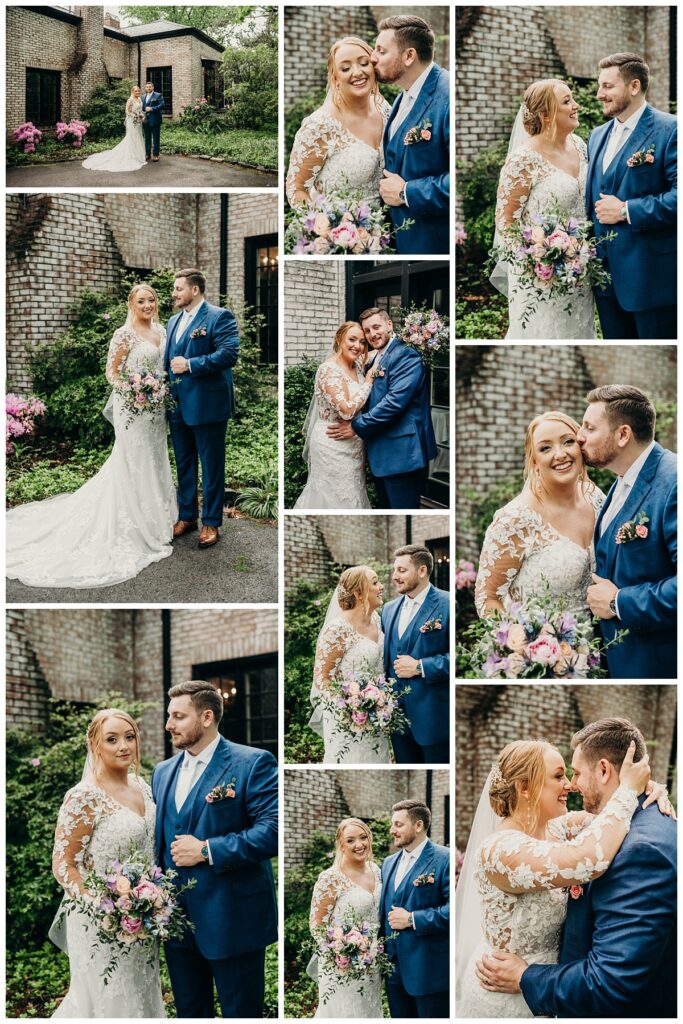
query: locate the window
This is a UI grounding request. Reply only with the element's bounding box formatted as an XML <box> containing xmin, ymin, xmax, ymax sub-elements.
<box><xmin>26</xmin><ymin>69</ymin><xmax>60</xmax><ymax>126</ymax></box>
<box><xmin>146</xmin><ymin>67</ymin><xmax>172</xmax><ymax>115</ymax></box>
<box><xmin>202</xmin><ymin>60</ymin><xmax>223</xmax><ymax>108</ymax></box>
<box><xmin>245</xmin><ymin>235</ymin><xmax>279</xmax><ymax>365</ymax></box>
<box><xmin>426</xmin><ymin>537</ymin><xmax>450</xmax><ymax>591</ymax></box>
<box><xmin>194</xmin><ymin>655</ymin><xmax>277</xmax><ymax>757</ymax></box>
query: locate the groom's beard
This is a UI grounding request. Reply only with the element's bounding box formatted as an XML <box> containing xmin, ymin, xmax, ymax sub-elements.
<box><xmin>168</xmin><ymin>722</ymin><xmax>204</xmax><ymax>750</ymax></box>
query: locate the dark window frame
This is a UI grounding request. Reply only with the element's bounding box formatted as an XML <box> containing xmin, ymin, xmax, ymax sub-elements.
<box><xmin>245</xmin><ymin>234</ymin><xmax>279</xmax><ymax>366</ymax></box>
<box><xmin>145</xmin><ymin>66</ymin><xmax>173</xmax><ymax>115</ymax></box>
<box><xmin>193</xmin><ymin>653</ymin><xmax>277</xmax><ymax>756</ymax></box>
<box><xmin>202</xmin><ymin>59</ymin><xmax>224</xmax><ymax>108</ymax></box>
<box><xmin>25</xmin><ymin>67</ymin><xmax>61</xmax><ymax>126</ymax></box>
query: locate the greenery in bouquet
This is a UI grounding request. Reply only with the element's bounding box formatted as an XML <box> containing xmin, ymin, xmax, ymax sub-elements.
<box><xmin>115</xmin><ymin>360</ymin><xmax>176</xmax><ymax>426</ymax></box>
<box><xmin>316</xmin><ymin>659</ymin><xmax>411</xmax><ymax>760</ymax></box>
<box><xmin>399</xmin><ymin>304</ymin><xmax>449</xmax><ymax>369</ymax></box>
<box><xmin>313</xmin><ymin>909</ymin><xmax>395</xmax><ymax>1003</ymax></box>
<box><xmin>285</xmin><ymin>183</ymin><xmax>411</xmax><ymax>255</ymax></box>
<box><xmin>457</xmin><ymin>583</ymin><xmax>628</xmax><ymax>679</ymax></box>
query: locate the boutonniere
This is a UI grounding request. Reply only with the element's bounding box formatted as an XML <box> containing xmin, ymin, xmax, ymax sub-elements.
<box><xmin>413</xmin><ymin>872</ymin><xmax>435</xmax><ymax>887</ymax></box>
<box><xmin>615</xmin><ymin>510</ymin><xmax>649</xmax><ymax>544</ymax></box>
<box><xmin>404</xmin><ymin>119</ymin><xmax>432</xmax><ymax>146</ymax></box>
<box><xmin>626</xmin><ymin>144</ymin><xmax>655</xmax><ymax>168</ymax></box>
<box><xmin>190</xmin><ymin>325</ymin><xmax>207</xmax><ymax>339</ymax></box>
<box><xmin>419</xmin><ymin>616</ymin><xmax>442</xmax><ymax>633</ymax></box>
<box><xmin>206</xmin><ymin>777</ymin><xmax>237</xmax><ymax>803</ymax></box>
<box><xmin>569</xmin><ymin>884</ymin><xmax>583</xmax><ymax>900</ymax></box>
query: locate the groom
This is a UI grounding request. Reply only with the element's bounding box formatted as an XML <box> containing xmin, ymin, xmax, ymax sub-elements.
<box><xmin>372</xmin><ymin>15</ymin><xmax>450</xmax><ymax>255</ymax></box>
<box><xmin>381</xmin><ymin>544</ymin><xmax>450</xmax><ymax>763</ymax></box>
<box><xmin>578</xmin><ymin>385</ymin><xmax>677</xmax><ymax>679</ymax></box>
<box><xmin>588</xmin><ymin>53</ymin><xmax>677</xmax><ymax>339</ymax></box>
<box><xmin>142</xmin><ymin>81</ymin><xmax>164</xmax><ymax>162</ymax></box>
<box><xmin>476</xmin><ymin>717</ymin><xmax>676</xmax><ymax>1017</ymax></box>
<box><xmin>326</xmin><ymin>307</ymin><xmax>437</xmax><ymax>509</ymax></box>
<box><xmin>166</xmin><ymin>268</ymin><xmax>239</xmax><ymax>549</ymax></box>
<box><xmin>380</xmin><ymin>800</ymin><xmax>450</xmax><ymax>1018</ymax></box>
<box><xmin>152</xmin><ymin>680</ymin><xmax>278</xmax><ymax>1018</ymax></box>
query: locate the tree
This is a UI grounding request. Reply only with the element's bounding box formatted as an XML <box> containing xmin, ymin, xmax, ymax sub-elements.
<box><xmin>120</xmin><ymin>5</ymin><xmax>259</xmax><ymax>38</ymax></box>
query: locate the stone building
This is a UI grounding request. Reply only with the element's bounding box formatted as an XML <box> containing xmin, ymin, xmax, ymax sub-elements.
<box><xmin>6</xmin><ymin>6</ymin><xmax>224</xmax><ymax>130</ymax></box>
<box><xmin>284</xmin><ymin>513</ymin><xmax>451</xmax><ymax>598</ymax></box>
<box><xmin>284</xmin><ymin>768</ymin><xmax>450</xmax><ymax>867</ymax></box>
<box><xmin>284</xmin><ymin>260</ymin><xmax>451</xmax><ymax>507</ymax></box>
<box><xmin>285</xmin><ymin>4</ymin><xmax>451</xmax><ymax>108</ymax></box>
<box><xmin>456</xmin><ymin>683</ymin><xmax>677</xmax><ymax>850</ymax></box>
<box><xmin>6</xmin><ymin>192</ymin><xmax>278</xmax><ymax>390</ymax></box>
<box><xmin>455</xmin><ymin>344</ymin><xmax>677</xmax><ymax>558</ymax></box>
<box><xmin>6</xmin><ymin>608</ymin><xmax>278</xmax><ymax>763</ymax></box>
<box><xmin>456</xmin><ymin>5</ymin><xmax>675</xmax><ymax>170</ymax></box>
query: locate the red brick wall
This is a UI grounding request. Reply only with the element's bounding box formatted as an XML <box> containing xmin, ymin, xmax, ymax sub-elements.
<box><xmin>284</xmin><ymin>261</ymin><xmax>346</xmax><ymax>366</ymax></box>
<box><xmin>225</xmin><ymin>194</ymin><xmax>279</xmax><ymax>306</ymax></box>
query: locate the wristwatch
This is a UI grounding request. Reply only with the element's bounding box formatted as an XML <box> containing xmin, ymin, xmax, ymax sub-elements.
<box><xmin>398</xmin><ymin>188</ymin><xmax>407</xmax><ymax>205</ymax></box>
<box><xmin>619</xmin><ymin>204</ymin><xmax>628</xmax><ymax>221</ymax></box>
<box><xmin>200</xmin><ymin>841</ymin><xmax>209</xmax><ymax>861</ymax></box>
<box><xmin>609</xmin><ymin>597</ymin><xmax>618</xmax><ymax>616</ymax></box>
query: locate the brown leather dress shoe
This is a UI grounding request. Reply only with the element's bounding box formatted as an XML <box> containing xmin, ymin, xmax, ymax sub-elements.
<box><xmin>198</xmin><ymin>525</ymin><xmax>219</xmax><ymax>548</ymax></box>
<box><xmin>173</xmin><ymin>519</ymin><xmax>198</xmax><ymax>539</ymax></box>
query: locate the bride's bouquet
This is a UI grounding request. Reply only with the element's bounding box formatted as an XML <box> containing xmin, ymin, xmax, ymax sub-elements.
<box><xmin>68</xmin><ymin>851</ymin><xmax>196</xmax><ymax>983</ymax></box>
<box><xmin>131</xmin><ymin>111</ymin><xmax>146</xmax><ymax>126</ymax></box>
<box><xmin>116</xmin><ymin>360</ymin><xmax>175</xmax><ymax>427</ymax></box>
<box><xmin>285</xmin><ymin>184</ymin><xmax>411</xmax><ymax>255</ymax></box>
<box><xmin>400</xmin><ymin>304</ymin><xmax>449</xmax><ymax>368</ymax></box>
<box><xmin>457</xmin><ymin>586</ymin><xmax>627</xmax><ymax>679</ymax></box>
<box><xmin>314</xmin><ymin>910</ymin><xmax>394</xmax><ymax>1001</ymax></box>
<box><xmin>317</xmin><ymin>659</ymin><xmax>411</xmax><ymax>758</ymax></box>
<box><xmin>490</xmin><ymin>209</ymin><xmax>616</xmax><ymax>329</ymax></box>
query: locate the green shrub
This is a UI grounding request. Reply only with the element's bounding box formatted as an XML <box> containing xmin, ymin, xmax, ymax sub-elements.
<box><xmin>177</xmin><ymin>98</ymin><xmax>224</xmax><ymax>135</ymax></box>
<box><xmin>455</xmin><ymin>296</ymin><xmax>508</xmax><ymax>340</ymax></box>
<box><xmin>78</xmin><ymin>80</ymin><xmax>136</xmax><ymax>141</ymax></box>
<box><xmin>285</xmin><ymin>91</ymin><xmax>326</xmax><ymax>163</ymax></box>
<box><xmin>234</xmin><ymin>467</ymin><xmax>278</xmax><ymax>519</ymax></box>
<box><xmin>284</xmin><ymin>359</ymin><xmax>318</xmax><ymax>507</ymax></box>
<box><xmin>6</xmin><ymin>462</ymin><xmax>90</xmax><ymax>507</ymax></box>
<box><xmin>222</xmin><ymin>43</ymin><xmax>278</xmax><ymax>130</ymax></box>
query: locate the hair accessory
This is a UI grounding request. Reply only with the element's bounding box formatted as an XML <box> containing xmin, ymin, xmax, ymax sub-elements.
<box><xmin>522</xmin><ymin>103</ymin><xmax>531</xmax><ymax>118</ymax></box>
<box><xmin>490</xmin><ymin>764</ymin><xmax>506</xmax><ymax>786</ymax></box>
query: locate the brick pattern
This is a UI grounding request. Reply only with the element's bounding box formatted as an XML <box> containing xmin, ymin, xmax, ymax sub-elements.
<box><xmin>455</xmin><ymin>345</ymin><xmax>677</xmax><ymax>558</ymax></box>
<box><xmin>455</xmin><ymin>683</ymin><xmax>677</xmax><ymax>850</ymax></box>
<box><xmin>284</xmin><ymin>261</ymin><xmax>346</xmax><ymax>366</ymax></box>
<box><xmin>285</xmin><ymin>769</ymin><xmax>450</xmax><ymax>867</ymax></box>
<box><xmin>224</xmin><ymin>194</ymin><xmax>279</xmax><ymax>305</ymax></box>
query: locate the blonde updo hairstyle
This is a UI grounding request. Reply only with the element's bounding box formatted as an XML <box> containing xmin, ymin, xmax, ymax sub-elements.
<box><xmin>127</xmin><ymin>283</ymin><xmax>160</xmax><ymax>322</ymax></box>
<box><xmin>522</xmin><ymin>79</ymin><xmax>567</xmax><ymax>141</ymax></box>
<box><xmin>87</xmin><ymin>708</ymin><xmax>142</xmax><ymax>778</ymax></box>
<box><xmin>332</xmin><ymin>320</ymin><xmax>367</xmax><ymax>365</ymax></box>
<box><xmin>523</xmin><ymin>410</ymin><xmax>592</xmax><ymax>501</ymax></box>
<box><xmin>489</xmin><ymin>740</ymin><xmax>556</xmax><ymax>832</ymax></box>
<box><xmin>337</xmin><ymin>564</ymin><xmax>375</xmax><ymax>615</ymax></box>
<box><xmin>335</xmin><ymin>817</ymin><xmax>374</xmax><ymax>863</ymax></box>
<box><xmin>327</xmin><ymin>37</ymin><xmax>381</xmax><ymax>112</ymax></box>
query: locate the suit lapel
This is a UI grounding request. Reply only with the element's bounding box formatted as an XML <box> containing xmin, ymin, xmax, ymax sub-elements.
<box><xmin>389</xmin><ymin>67</ymin><xmax>439</xmax><ymax>174</ymax></box>
<box><xmin>607</xmin><ymin>105</ymin><xmax>655</xmax><ymax>194</ymax></box>
<box><xmin>393</xmin><ymin>839</ymin><xmax>434</xmax><ymax>901</ymax></box>
<box><xmin>186</xmin><ymin>736</ymin><xmax>232</xmax><ymax>835</ymax></box>
<box><xmin>588</xmin><ymin>121</ymin><xmax>612</xmax><ymax>200</ymax></box>
<box><xmin>400</xmin><ymin>585</ymin><xmax>439</xmax><ymax>647</ymax></box>
<box><xmin>155</xmin><ymin>755</ymin><xmax>183</xmax><ymax>853</ymax></box>
<box><xmin>600</xmin><ymin>444</ymin><xmax>661</xmax><ymax>577</ymax></box>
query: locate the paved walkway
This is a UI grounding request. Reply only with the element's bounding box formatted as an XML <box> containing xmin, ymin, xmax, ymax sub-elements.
<box><xmin>6</xmin><ymin>155</ymin><xmax>277</xmax><ymax>188</ymax></box>
<box><xmin>5</xmin><ymin>513</ymin><xmax>278</xmax><ymax>604</ymax></box>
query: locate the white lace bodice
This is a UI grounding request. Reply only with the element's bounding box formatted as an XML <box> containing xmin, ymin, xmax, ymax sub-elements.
<box><xmin>314</xmin><ymin>361</ymin><xmax>372</xmax><ymax>422</ymax></box>
<box><xmin>286</xmin><ymin>103</ymin><xmax>391</xmax><ymax>205</ymax></box>
<box><xmin>125</xmin><ymin>98</ymin><xmax>143</xmax><ymax>122</ymax></box>
<box><xmin>475</xmin><ymin>489</ymin><xmax>605</xmax><ymax>618</ymax></box>
<box><xmin>106</xmin><ymin>324</ymin><xmax>165</xmax><ymax>384</ymax></box>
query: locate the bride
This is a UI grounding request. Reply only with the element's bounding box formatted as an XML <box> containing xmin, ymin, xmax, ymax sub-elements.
<box><xmin>294</xmin><ymin>321</ymin><xmax>380</xmax><ymax>509</ymax></box>
<box><xmin>82</xmin><ymin>85</ymin><xmax>147</xmax><ymax>173</ymax></box>
<box><xmin>51</xmin><ymin>709</ymin><xmax>165</xmax><ymax>1017</ymax></box>
<box><xmin>6</xmin><ymin>284</ymin><xmax>177</xmax><ymax>588</ymax></box>
<box><xmin>475</xmin><ymin>411</ymin><xmax>604</xmax><ymax>626</ymax></box>
<box><xmin>309</xmin><ymin>818</ymin><xmax>383</xmax><ymax>1018</ymax></box>
<box><xmin>492</xmin><ymin>79</ymin><xmax>596</xmax><ymax>339</ymax></box>
<box><xmin>455</xmin><ymin>736</ymin><xmax>670</xmax><ymax>1017</ymax></box>
<box><xmin>311</xmin><ymin>566</ymin><xmax>391</xmax><ymax>764</ymax></box>
<box><xmin>286</xmin><ymin>37</ymin><xmax>392</xmax><ymax>207</ymax></box>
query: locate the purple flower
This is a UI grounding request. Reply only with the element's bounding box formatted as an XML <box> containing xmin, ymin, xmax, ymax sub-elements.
<box><xmin>482</xmin><ymin>654</ymin><xmax>506</xmax><ymax>678</ymax></box>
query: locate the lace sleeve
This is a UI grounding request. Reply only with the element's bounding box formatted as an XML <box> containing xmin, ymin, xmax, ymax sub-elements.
<box><xmin>52</xmin><ymin>785</ymin><xmax>100</xmax><ymax>897</ymax></box>
<box><xmin>106</xmin><ymin>327</ymin><xmax>132</xmax><ymax>385</ymax></box>
<box><xmin>286</xmin><ymin>110</ymin><xmax>337</xmax><ymax>206</ymax></box>
<box><xmin>495</xmin><ymin>151</ymin><xmax>542</xmax><ymax>230</ymax></box>
<box><xmin>480</xmin><ymin>784</ymin><xmax>638</xmax><ymax>894</ymax></box>
<box><xmin>309</xmin><ymin>868</ymin><xmax>347</xmax><ymax>935</ymax></box>
<box><xmin>126</xmin><ymin>98</ymin><xmax>134</xmax><ymax>115</ymax></box>
<box><xmin>317</xmin><ymin>363</ymin><xmax>372</xmax><ymax>419</ymax></box>
<box><xmin>475</xmin><ymin>503</ymin><xmax>544</xmax><ymax>615</ymax></box>
<box><xmin>313</xmin><ymin>622</ymin><xmax>352</xmax><ymax>693</ymax></box>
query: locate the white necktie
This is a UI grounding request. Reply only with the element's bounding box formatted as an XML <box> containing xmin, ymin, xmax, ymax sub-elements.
<box><xmin>600</xmin><ymin>478</ymin><xmax>630</xmax><ymax>535</ymax></box>
<box><xmin>602</xmin><ymin>120</ymin><xmax>628</xmax><ymax>172</ymax></box>
<box><xmin>398</xmin><ymin>596</ymin><xmax>419</xmax><ymax>638</ymax></box>
<box><xmin>175</xmin><ymin>756</ymin><xmax>202</xmax><ymax>811</ymax></box>
<box><xmin>394</xmin><ymin>851</ymin><xmax>413</xmax><ymax>887</ymax></box>
<box><xmin>389</xmin><ymin>90</ymin><xmax>414</xmax><ymax>140</ymax></box>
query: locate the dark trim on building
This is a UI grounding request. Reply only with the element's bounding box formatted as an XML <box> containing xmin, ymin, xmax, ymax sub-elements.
<box><xmin>104</xmin><ymin>27</ymin><xmax>131</xmax><ymax>43</ymax></box>
<box><xmin>162</xmin><ymin>609</ymin><xmax>172</xmax><ymax>758</ymax></box>
<box><xmin>219</xmin><ymin>194</ymin><xmax>229</xmax><ymax>304</ymax></box>
<box><xmin>22</xmin><ymin>6</ymin><xmax>81</xmax><ymax>26</ymax></box>
<box><xmin>105</xmin><ymin>25</ymin><xmax>224</xmax><ymax>54</ymax></box>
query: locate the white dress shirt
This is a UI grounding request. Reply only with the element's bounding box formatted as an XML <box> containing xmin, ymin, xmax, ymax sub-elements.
<box><xmin>175</xmin><ymin>299</ymin><xmax>205</xmax><ymax>371</ymax></box>
<box><xmin>397</xmin><ymin>582</ymin><xmax>431</xmax><ymax>638</ymax></box>
<box><xmin>174</xmin><ymin>732</ymin><xmax>221</xmax><ymax>811</ymax></box>
<box><xmin>393</xmin><ymin>837</ymin><xmax>428</xmax><ymax>928</ymax></box>
<box><xmin>601</xmin><ymin>102</ymin><xmax>648</xmax><ymax>223</ymax></box>
<box><xmin>389</xmin><ymin>62</ymin><xmax>435</xmax><ymax>140</ymax></box>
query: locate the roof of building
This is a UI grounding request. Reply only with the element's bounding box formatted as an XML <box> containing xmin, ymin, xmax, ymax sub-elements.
<box><xmin>108</xmin><ymin>17</ymin><xmax>224</xmax><ymax>53</ymax></box>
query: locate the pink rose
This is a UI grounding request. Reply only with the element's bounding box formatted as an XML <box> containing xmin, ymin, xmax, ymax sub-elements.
<box><xmin>120</xmin><ymin>915</ymin><xmax>142</xmax><ymax>934</ymax></box>
<box><xmin>335</xmin><ymin>954</ymin><xmax>350</xmax><ymax>971</ymax></box>
<box><xmin>569</xmin><ymin>884</ymin><xmax>583</xmax><ymax>899</ymax></box>
<box><xmin>635</xmin><ymin>525</ymin><xmax>648</xmax><ymax>538</ymax></box>
<box><xmin>312</xmin><ymin>236</ymin><xmax>330</xmax><ymax>255</ymax></box>
<box><xmin>646</xmin><ymin>153</ymin><xmax>654</xmax><ymax>163</ymax></box>
<box><xmin>362</xmin><ymin>685</ymin><xmax>382</xmax><ymax>702</ymax></box>
<box><xmin>345</xmin><ymin>928</ymin><xmax>363</xmax><ymax>945</ymax></box>
<box><xmin>547</xmin><ymin>229</ymin><xmax>570</xmax><ymax>251</ymax></box>
<box><xmin>115</xmin><ymin>875</ymin><xmax>131</xmax><ymax>895</ymax></box>
<box><xmin>505</xmin><ymin>623</ymin><xmax>528</xmax><ymax>653</ymax></box>
<box><xmin>420</xmin><ymin>129</ymin><xmax>432</xmax><ymax>140</ymax></box>
<box><xmin>526</xmin><ymin>635</ymin><xmax>561</xmax><ymax>667</ymax></box>
<box><xmin>505</xmin><ymin>652</ymin><xmax>527</xmax><ymax>678</ymax></box>
<box><xmin>352</xmin><ymin>710</ymin><xmax>368</xmax><ymax>726</ymax></box>
<box><xmin>530</xmin><ymin>225</ymin><xmax>545</xmax><ymax>244</ymax></box>
<box><xmin>313</xmin><ymin>213</ymin><xmax>330</xmax><ymax>237</ymax></box>
<box><xmin>534</xmin><ymin>262</ymin><xmax>554</xmax><ymax>281</ymax></box>
<box><xmin>133</xmin><ymin>881</ymin><xmax>161</xmax><ymax>902</ymax></box>
<box><xmin>330</xmin><ymin>224</ymin><xmax>359</xmax><ymax>249</ymax></box>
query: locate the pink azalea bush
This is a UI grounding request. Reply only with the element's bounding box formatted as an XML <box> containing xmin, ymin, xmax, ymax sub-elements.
<box><xmin>456</xmin><ymin>559</ymin><xmax>477</xmax><ymax>590</ymax></box>
<box><xmin>6</xmin><ymin>393</ymin><xmax>46</xmax><ymax>455</ymax></box>
<box><xmin>12</xmin><ymin>122</ymin><xmax>42</xmax><ymax>154</ymax></box>
<box><xmin>55</xmin><ymin>120</ymin><xmax>89</xmax><ymax>148</ymax></box>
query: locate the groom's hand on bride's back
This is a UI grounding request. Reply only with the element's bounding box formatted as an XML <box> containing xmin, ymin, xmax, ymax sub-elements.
<box><xmin>327</xmin><ymin>421</ymin><xmax>355</xmax><ymax>440</ymax></box>
<box><xmin>475</xmin><ymin>950</ymin><xmax>526</xmax><ymax>994</ymax></box>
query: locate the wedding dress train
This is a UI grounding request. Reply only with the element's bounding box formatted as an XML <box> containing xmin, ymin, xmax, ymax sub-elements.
<box><xmin>6</xmin><ymin>325</ymin><xmax>177</xmax><ymax>588</ymax></box>
<box><xmin>83</xmin><ymin>99</ymin><xmax>147</xmax><ymax>173</ymax></box>
<box><xmin>52</xmin><ymin>778</ymin><xmax>165</xmax><ymax>1017</ymax></box>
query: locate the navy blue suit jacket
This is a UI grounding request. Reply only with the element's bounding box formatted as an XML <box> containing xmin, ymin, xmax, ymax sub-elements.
<box><xmin>383</xmin><ymin>64</ymin><xmax>450</xmax><ymax>254</ymax></box>
<box><xmin>521</xmin><ymin>797</ymin><xmax>677</xmax><ymax>1017</ymax></box>
<box><xmin>165</xmin><ymin>300</ymin><xmax>239</xmax><ymax>426</ymax></box>
<box><xmin>142</xmin><ymin>90</ymin><xmax>165</xmax><ymax>126</ymax></box>
<box><xmin>587</xmin><ymin>105</ymin><xmax>677</xmax><ymax>312</ymax></box>
<box><xmin>381</xmin><ymin>584</ymin><xmax>450</xmax><ymax>746</ymax></box>
<box><xmin>594</xmin><ymin>443</ymin><xmax>677</xmax><ymax>679</ymax></box>
<box><xmin>151</xmin><ymin>736</ymin><xmax>278</xmax><ymax>959</ymax></box>
<box><xmin>380</xmin><ymin>839</ymin><xmax>450</xmax><ymax>997</ymax></box>
<box><xmin>352</xmin><ymin>338</ymin><xmax>436</xmax><ymax>479</ymax></box>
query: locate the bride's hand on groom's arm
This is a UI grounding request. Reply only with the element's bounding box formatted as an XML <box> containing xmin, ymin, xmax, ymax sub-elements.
<box><xmin>642</xmin><ymin>780</ymin><xmax>677</xmax><ymax>819</ymax></box>
<box><xmin>475</xmin><ymin>950</ymin><xmax>527</xmax><ymax>994</ymax></box>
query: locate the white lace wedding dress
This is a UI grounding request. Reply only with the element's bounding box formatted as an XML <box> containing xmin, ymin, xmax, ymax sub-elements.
<box><xmin>311</xmin><ymin>613</ymin><xmax>390</xmax><ymax>764</ymax></box>
<box><xmin>475</xmin><ymin>489</ymin><xmax>605</xmax><ymax>620</ymax></box>
<box><xmin>309</xmin><ymin>864</ymin><xmax>383</xmax><ymax>1019</ymax></box>
<box><xmin>286</xmin><ymin>101</ymin><xmax>392</xmax><ymax>204</ymax></box>
<box><xmin>82</xmin><ymin>98</ymin><xmax>147</xmax><ymax>173</ymax></box>
<box><xmin>496</xmin><ymin>134</ymin><xmax>596</xmax><ymax>339</ymax></box>
<box><xmin>457</xmin><ymin>784</ymin><xmax>638</xmax><ymax>1017</ymax></box>
<box><xmin>52</xmin><ymin>778</ymin><xmax>165</xmax><ymax>1017</ymax></box>
<box><xmin>294</xmin><ymin>361</ymin><xmax>372</xmax><ymax>509</ymax></box>
<box><xmin>6</xmin><ymin>325</ymin><xmax>177</xmax><ymax>588</ymax></box>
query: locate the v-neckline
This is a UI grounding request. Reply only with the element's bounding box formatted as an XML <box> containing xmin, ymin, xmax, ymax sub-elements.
<box><xmin>98</xmin><ymin>779</ymin><xmax>147</xmax><ymax>820</ymax></box>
